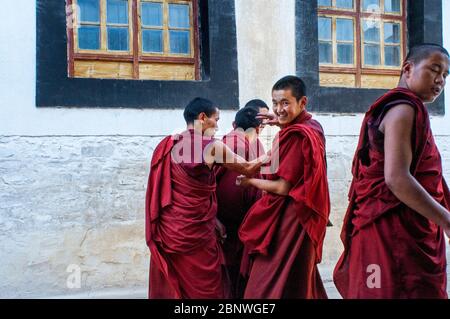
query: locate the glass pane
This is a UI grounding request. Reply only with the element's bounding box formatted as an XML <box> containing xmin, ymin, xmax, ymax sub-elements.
<box><xmin>318</xmin><ymin>0</ymin><xmax>332</xmax><ymax>6</ymax></box>
<box><xmin>107</xmin><ymin>0</ymin><xmax>128</xmax><ymax>24</ymax></box>
<box><xmin>363</xmin><ymin>20</ymin><xmax>380</xmax><ymax>42</ymax></box>
<box><xmin>78</xmin><ymin>0</ymin><xmax>100</xmax><ymax>22</ymax></box>
<box><xmin>170</xmin><ymin>31</ymin><xmax>190</xmax><ymax>54</ymax></box>
<box><xmin>141</xmin><ymin>2</ymin><xmax>163</xmax><ymax>26</ymax></box>
<box><xmin>336</xmin><ymin>0</ymin><xmax>353</xmax><ymax>9</ymax></box>
<box><xmin>169</xmin><ymin>4</ymin><xmax>190</xmax><ymax>28</ymax></box>
<box><xmin>362</xmin><ymin>0</ymin><xmax>380</xmax><ymax>11</ymax></box>
<box><xmin>364</xmin><ymin>44</ymin><xmax>381</xmax><ymax>65</ymax></box>
<box><xmin>385</xmin><ymin>0</ymin><xmax>400</xmax><ymax>13</ymax></box>
<box><xmin>384</xmin><ymin>23</ymin><xmax>400</xmax><ymax>43</ymax></box>
<box><xmin>318</xmin><ymin>17</ymin><xmax>332</xmax><ymax>41</ymax></box>
<box><xmin>336</xmin><ymin>19</ymin><xmax>353</xmax><ymax>41</ymax></box>
<box><xmin>319</xmin><ymin>42</ymin><xmax>332</xmax><ymax>63</ymax></box>
<box><xmin>107</xmin><ymin>27</ymin><xmax>129</xmax><ymax>51</ymax></box>
<box><xmin>142</xmin><ymin>29</ymin><xmax>163</xmax><ymax>53</ymax></box>
<box><xmin>337</xmin><ymin>44</ymin><xmax>353</xmax><ymax>64</ymax></box>
<box><xmin>78</xmin><ymin>26</ymin><xmax>100</xmax><ymax>50</ymax></box>
<box><xmin>385</xmin><ymin>45</ymin><xmax>401</xmax><ymax>66</ymax></box>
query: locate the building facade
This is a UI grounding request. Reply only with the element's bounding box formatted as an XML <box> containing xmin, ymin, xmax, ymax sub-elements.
<box><xmin>0</xmin><ymin>0</ymin><xmax>449</xmax><ymax>297</ymax></box>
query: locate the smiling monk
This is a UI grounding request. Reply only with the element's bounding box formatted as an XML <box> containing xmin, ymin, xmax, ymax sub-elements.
<box><xmin>237</xmin><ymin>76</ymin><xmax>330</xmax><ymax>299</ymax></box>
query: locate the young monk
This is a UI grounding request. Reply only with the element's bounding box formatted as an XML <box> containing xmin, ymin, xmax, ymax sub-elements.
<box><xmin>215</xmin><ymin>107</ymin><xmax>264</xmax><ymax>298</ymax></box>
<box><xmin>333</xmin><ymin>44</ymin><xmax>450</xmax><ymax>299</ymax></box>
<box><xmin>145</xmin><ymin>97</ymin><xmax>266</xmax><ymax>299</ymax></box>
<box><xmin>236</xmin><ymin>76</ymin><xmax>330</xmax><ymax>299</ymax></box>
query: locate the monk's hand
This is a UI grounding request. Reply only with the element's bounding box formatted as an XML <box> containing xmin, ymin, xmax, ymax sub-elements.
<box><xmin>236</xmin><ymin>175</ymin><xmax>251</xmax><ymax>188</ymax></box>
<box><xmin>256</xmin><ymin>113</ymin><xmax>281</xmax><ymax>127</ymax></box>
<box><xmin>215</xmin><ymin>218</ymin><xmax>227</xmax><ymax>244</ymax></box>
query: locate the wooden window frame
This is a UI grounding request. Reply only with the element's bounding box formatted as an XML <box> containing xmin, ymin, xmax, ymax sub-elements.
<box><xmin>318</xmin><ymin>0</ymin><xmax>407</xmax><ymax>87</ymax></box>
<box><xmin>67</xmin><ymin>0</ymin><xmax>200</xmax><ymax>80</ymax></box>
<box><xmin>318</xmin><ymin>15</ymin><xmax>357</xmax><ymax>67</ymax></box>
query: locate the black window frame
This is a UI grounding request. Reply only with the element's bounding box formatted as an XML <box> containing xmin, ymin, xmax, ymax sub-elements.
<box><xmin>36</xmin><ymin>0</ymin><xmax>239</xmax><ymax>109</ymax></box>
<box><xmin>296</xmin><ymin>0</ymin><xmax>445</xmax><ymax>114</ymax></box>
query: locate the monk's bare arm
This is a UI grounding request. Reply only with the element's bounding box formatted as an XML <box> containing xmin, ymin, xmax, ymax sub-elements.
<box><xmin>236</xmin><ymin>175</ymin><xmax>291</xmax><ymax>196</ymax></box>
<box><xmin>382</xmin><ymin>104</ymin><xmax>450</xmax><ymax>233</ymax></box>
<box><xmin>205</xmin><ymin>140</ymin><xmax>267</xmax><ymax>176</ymax></box>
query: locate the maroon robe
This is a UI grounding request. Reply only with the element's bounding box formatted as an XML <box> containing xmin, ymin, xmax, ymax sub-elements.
<box><xmin>239</xmin><ymin>111</ymin><xmax>330</xmax><ymax>299</ymax></box>
<box><xmin>145</xmin><ymin>130</ymin><xmax>229</xmax><ymax>299</ymax></box>
<box><xmin>214</xmin><ymin>130</ymin><xmax>263</xmax><ymax>298</ymax></box>
<box><xmin>334</xmin><ymin>88</ymin><xmax>449</xmax><ymax>299</ymax></box>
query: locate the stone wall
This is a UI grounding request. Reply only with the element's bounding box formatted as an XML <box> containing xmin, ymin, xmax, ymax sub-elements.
<box><xmin>1</xmin><ymin>134</ymin><xmax>449</xmax><ymax>297</ymax></box>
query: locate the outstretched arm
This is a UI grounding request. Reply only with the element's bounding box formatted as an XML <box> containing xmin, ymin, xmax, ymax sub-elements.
<box><xmin>205</xmin><ymin>140</ymin><xmax>268</xmax><ymax>176</ymax></box>
<box><xmin>382</xmin><ymin>104</ymin><xmax>450</xmax><ymax>240</ymax></box>
<box><xmin>236</xmin><ymin>175</ymin><xmax>291</xmax><ymax>196</ymax></box>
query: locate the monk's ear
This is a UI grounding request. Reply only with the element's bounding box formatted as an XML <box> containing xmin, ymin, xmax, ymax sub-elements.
<box><xmin>401</xmin><ymin>60</ymin><xmax>413</xmax><ymax>78</ymax></box>
<box><xmin>198</xmin><ymin>112</ymin><xmax>207</xmax><ymax>123</ymax></box>
<box><xmin>232</xmin><ymin>121</ymin><xmax>237</xmax><ymax>129</ymax></box>
<box><xmin>299</xmin><ymin>96</ymin><xmax>308</xmax><ymax>110</ymax></box>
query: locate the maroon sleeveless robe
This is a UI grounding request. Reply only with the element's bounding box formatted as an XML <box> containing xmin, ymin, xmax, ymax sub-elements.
<box><xmin>334</xmin><ymin>88</ymin><xmax>449</xmax><ymax>299</ymax></box>
<box><xmin>145</xmin><ymin>130</ymin><xmax>230</xmax><ymax>299</ymax></box>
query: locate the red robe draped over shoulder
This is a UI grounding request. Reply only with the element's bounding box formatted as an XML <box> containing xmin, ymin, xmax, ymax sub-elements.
<box><xmin>239</xmin><ymin>111</ymin><xmax>330</xmax><ymax>299</ymax></box>
<box><xmin>333</xmin><ymin>88</ymin><xmax>449</xmax><ymax>299</ymax></box>
<box><xmin>145</xmin><ymin>130</ymin><xmax>229</xmax><ymax>299</ymax></box>
<box><xmin>214</xmin><ymin>130</ymin><xmax>263</xmax><ymax>298</ymax></box>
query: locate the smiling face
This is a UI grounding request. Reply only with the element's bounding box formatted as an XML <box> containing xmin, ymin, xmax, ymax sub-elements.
<box><xmin>401</xmin><ymin>51</ymin><xmax>449</xmax><ymax>103</ymax></box>
<box><xmin>200</xmin><ymin>108</ymin><xmax>220</xmax><ymax>136</ymax></box>
<box><xmin>272</xmin><ymin>89</ymin><xmax>307</xmax><ymax>126</ymax></box>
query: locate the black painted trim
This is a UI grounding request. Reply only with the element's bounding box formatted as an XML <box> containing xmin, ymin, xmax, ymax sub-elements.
<box><xmin>36</xmin><ymin>0</ymin><xmax>239</xmax><ymax>109</ymax></box>
<box><xmin>295</xmin><ymin>0</ymin><xmax>445</xmax><ymax>114</ymax></box>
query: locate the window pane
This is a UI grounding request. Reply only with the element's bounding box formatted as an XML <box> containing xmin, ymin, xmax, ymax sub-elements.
<box><xmin>141</xmin><ymin>2</ymin><xmax>163</xmax><ymax>26</ymax></box>
<box><xmin>362</xmin><ymin>0</ymin><xmax>380</xmax><ymax>11</ymax></box>
<box><xmin>319</xmin><ymin>42</ymin><xmax>332</xmax><ymax>63</ymax></box>
<box><xmin>385</xmin><ymin>0</ymin><xmax>400</xmax><ymax>13</ymax></box>
<box><xmin>78</xmin><ymin>26</ymin><xmax>100</xmax><ymax>50</ymax></box>
<box><xmin>142</xmin><ymin>29</ymin><xmax>163</xmax><ymax>53</ymax></box>
<box><xmin>170</xmin><ymin>31</ymin><xmax>190</xmax><ymax>54</ymax></box>
<box><xmin>363</xmin><ymin>21</ymin><xmax>380</xmax><ymax>42</ymax></box>
<box><xmin>385</xmin><ymin>46</ymin><xmax>401</xmax><ymax>66</ymax></box>
<box><xmin>78</xmin><ymin>0</ymin><xmax>100</xmax><ymax>22</ymax></box>
<box><xmin>364</xmin><ymin>44</ymin><xmax>381</xmax><ymax>65</ymax></box>
<box><xmin>337</xmin><ymin>44</ymin><xmax>353</xmax><ymax>64</ymax></box>
<box><xmin>107</xmin><ymin>27</ymin><xmax>129</xmax><ymax>51</ymax></box>
<box><xmin>336</xmin><ymin>0</ymin><xmax>353</xmax><ymax>9</ymax></box>
<box><xmin>318</xmin><ymin>0</ymin><xmax>332</xmax><ymax>7</ymax></box>
<box><xmin>336</xmin><ymin>19</ymin><xmax>353</xmax><ymax>41</ymax></box>
<box><xmin>384</xmin><ymin>23</ymin><xmax>400</xmax><ymax>43</ymax></box>
<box><xmin>169</xmin><ymin>4</ymin><xmax>190</xmax><ymax>28</ymax></box>
<box><xmin>107</xmin><ymin>0</ymin><xmax>128</xmax><ymax>24</ymax></box>
<box><xmin>318</xmin><ymin>17</ymin><xmax>332</xmax><ymax>41</ymax></box>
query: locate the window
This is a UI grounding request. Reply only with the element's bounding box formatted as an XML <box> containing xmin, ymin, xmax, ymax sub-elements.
<box><xmin>317</xmin><ymin>0</ymin><xmax>406</xmax><ymax>88</ymax></box>
<box><xmin>37</xmin><ymin>0</ymin><xmax>239</xmax><ymax>108</ymax></box>
<box><xmin>68</xmin><ymin>0</ymin><xmax>199</xmax><ymax>80</ymax></box>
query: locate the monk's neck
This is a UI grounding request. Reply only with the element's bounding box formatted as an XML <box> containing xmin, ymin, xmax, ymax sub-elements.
<box><xmin>186</xmin><ymin>124</ymin><xmax>203</xmax><ymax>135</ymax></box>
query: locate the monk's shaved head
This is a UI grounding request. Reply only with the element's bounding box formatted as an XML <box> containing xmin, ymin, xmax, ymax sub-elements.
<box><xmin>405</xmin><ymin>43</ymin><xmax>449</xmax><ymax>64</ymax></box>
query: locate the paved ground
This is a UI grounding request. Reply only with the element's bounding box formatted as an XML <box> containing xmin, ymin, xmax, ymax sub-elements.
<box><xmin>55</xmin><ymin>260</ymin><xmax>450</xmax><ymax>299</ymax></box>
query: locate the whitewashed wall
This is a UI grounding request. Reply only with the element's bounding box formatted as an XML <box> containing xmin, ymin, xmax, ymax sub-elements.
<box><xmin>0</xmin><ymin>0</ymin><xmax>449</xmax><ymax>298</ymax></box>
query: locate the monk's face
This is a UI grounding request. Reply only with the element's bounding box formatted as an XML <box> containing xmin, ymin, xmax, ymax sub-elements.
<box><xmin>202</xmin><ymin>108</ymin><xmax>220</xmax><ymax>137</ymax></box>
<box><xmin>401</xmin><ymin>52</ymin><xmax>449</xmax><ymax>103</ymax></box>
<box><xmin>272</xmin><ymin>89</ymin><xmax>306</xmax><ymax>126</ymax></box>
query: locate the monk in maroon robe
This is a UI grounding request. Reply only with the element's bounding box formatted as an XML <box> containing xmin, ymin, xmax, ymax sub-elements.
<box><xmin>215</xmin><ymin>107</ymin><xmax>265</xmax><ymax>298</ymax></box>
<box><xmin>145</xmin><ymin>97</ymin><xmax>266</xmax><ymax>299</ymax></box>
<box><xmin>237</xmin><ymin>76</ymin><xmax>330</xmax><ymax>299</ymax></box>
<box><xmin>334</xmin><ymin>44</ymin><xmax>450</xmax><ymax>299</ymax></box>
